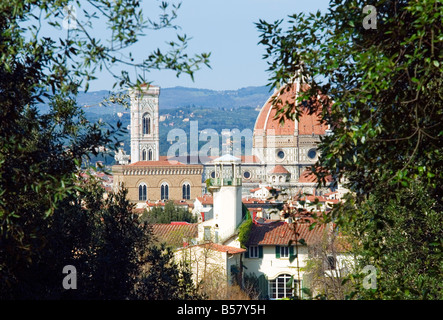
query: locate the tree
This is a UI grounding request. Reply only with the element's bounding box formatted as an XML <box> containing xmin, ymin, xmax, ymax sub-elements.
<box><xmin>0</xmin><ymin>170</ymin><xmax>203</xmax><ymax>300</ymax></box>
<box><xmin>176</xmin><ymin>243</ymin><xmax>250</xmax><ymax>300</ymax></box>
<box><xmin>135</xmin><ymin>243</ymin><xmax>201</xmax><ymax>300</ymax></box>
<box><xmin>0</xmin><ymin>0</ymin><xmax>209</xmax><ymax>298</ymax></box>
<box><xmin>142</xmin><ymin>200</ymin><xmax>197</xmax><ymax>224</ymax></box>
<box><xmin>303</xmin><ymin>226</ymin><xmax>353</xmax><ymax>300</ymax></box>
<box><xmin>257</xmin><ymin>0</ymin><xmax>442</xmax><ymax>299</ymax></box>
<box><xmin>338</xmin><ymin>181</ymin><xmax>443</xmax><ymax>300</ymax></box>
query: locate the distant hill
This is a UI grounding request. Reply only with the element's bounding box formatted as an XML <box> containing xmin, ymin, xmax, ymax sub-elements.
<box><xmin>37</xmin><ymin>85</ymin><xmax>271</xmax><ymax>114</ymax></box>
<box><xmin>158</xmin><ymin>86</ymin><xmax>271</xmax><ymax>109</ymax></box>
<box><xmin>36</xmin><ymin>86</ymin><xmax>270</xmax><ymax>165</ymax></box>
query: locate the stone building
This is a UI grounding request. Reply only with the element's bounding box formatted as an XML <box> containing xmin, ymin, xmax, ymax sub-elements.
<box><xmin>113</xmin><ymin>79</ymin><xmax>333</xmax><ymax>204</ymax></box>
<box><xmin>112</xmin><ymin>159</ymin><xmax>203</xmax><ymax>205</ymax></box>
<box><xmin>112</xmin><ymin>84</ymin><xmax>203</xmax><ymax>205</ymax></box>
<box><xmin>129</xmin><ymin>84</ymin><xmax>160</xmax><ymax>163</ymax></box>
<box><xmin>202</xmin><ymin>80</ymin><xmax>333</xmax><ymax>196</ymax></box>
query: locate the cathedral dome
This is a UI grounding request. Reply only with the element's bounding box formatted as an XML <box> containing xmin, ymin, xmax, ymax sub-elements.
<box><xmin>253</xmin><ymin>83</ymin><xmax>326</xmax><ymax>136</ymax></box>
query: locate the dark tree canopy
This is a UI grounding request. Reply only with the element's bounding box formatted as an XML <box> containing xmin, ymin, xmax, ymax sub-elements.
<box><xmin>257</xmin><ymin>0</ymin><xmax>442</xmax><ymax>299</ymax></box>
<box><xmin>0</xmin><ymin>0</ymin><xmax>209</xmax><ymax>299</ymax></box>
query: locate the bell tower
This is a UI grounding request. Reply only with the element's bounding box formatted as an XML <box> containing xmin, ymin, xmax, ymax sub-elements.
<box><xmin>209</xmin><ymin>154</ymin><xmax>243</xmax><ymax>243</ymax></box>
<box><xmin>129</xmin><ymin>84</ymin><xmax>160</xmax><ymax>163</ymax></box>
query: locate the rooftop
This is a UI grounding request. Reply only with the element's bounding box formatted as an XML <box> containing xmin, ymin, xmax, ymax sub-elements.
<box><xmin>254</xmin><ymin>82</ymin><xmax>327</xmax><ymax>136</ymax></box>
<box><xmin>269</xmin><ymin>165</ymin><xmax>290</xmax><ymax>175</ymax></box>
<box><xmin>196</xmin><ymin>194</ymin><xmax>213</xmax><ymax>205</ymax></box>
<box><xmin>246</xmin><ymin>220</ymin><xmax>328</xmax><ymax>246</ymax></box>
<box><xmin>298</xmin><ymin>167</ymin><xmax>334</xmax><ymax>183</ymax></box>
<box><xmin>151</xmin><ymin>223</ymin><xmax>198</xmax><ymax>248</ymax></box>
<box><xmin>211</xmin><ymin>154</ymin><xmax>241</xmax><ymax>164</ymax></box>
<box><xmin>176</xmin><ymin>242</ymin><xmax>246</xmax><ymax>255</ymax></box>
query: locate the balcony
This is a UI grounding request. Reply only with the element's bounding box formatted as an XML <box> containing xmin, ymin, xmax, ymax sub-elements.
<box><xmin>208</xmin><ymin>177</ymin><xmax>242</xmax><ymax>188</ymax></box>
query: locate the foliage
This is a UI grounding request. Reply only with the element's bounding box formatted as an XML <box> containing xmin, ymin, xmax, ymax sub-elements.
<box><xmin>0</xmin><ymin>0</ymin><xmax>209</xmax><ymax>299</ymax></box>
<box><xmin>135</xmin><ymin>243</ymin><xmax>202</xmax><ymax>300</ymax></box>
<box><xmin>142</xmin><ymin>200</ymin><xmax>197</xmax><ymax>224</ymax></box>
<box><xmin>1</xmin><ymin>174</ymin><xmax>146</xmax><ymax>299</ymax></box>
<box><xmin>237</xmin><ymin>210</ymin><xmax>253</xmax><ymax>249</ymax></box>
<box><xmin>257</xmin><ymin>0</ymin><xmax>442</xmax><ymax>193</ymax></box>
<box><xmin>243</xmin><ymin>272</ymin><xmax>268</xmax><ymax>300</ymax></box>
<box><xmin>257</xmin><ymin>0</ymin><xmax>443</xmax><ymax>299</ymax></box>
<box><xmin>302</xmin><ymin>226</ymin><xmax>354</xmax><ymax>300</ymax></box>
<box><xmin>339</xmin><ymin>182</ymin><xmax>443</xmax><ymax>300</ymax></box>
<box><xmin>0</xmin><ymin>172</ymin><xmax>204</xmax><ymax>299</ymax></box>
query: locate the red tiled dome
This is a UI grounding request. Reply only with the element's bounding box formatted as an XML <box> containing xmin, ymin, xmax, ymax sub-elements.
<box><xmin>253</xmin><ymin>83</ymin><xmax>326</xmax><ymax>136</ymax></box>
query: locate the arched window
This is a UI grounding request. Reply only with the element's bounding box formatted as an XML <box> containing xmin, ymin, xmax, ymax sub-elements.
<box><xmin>142</xmin><ymin>149</ymin><xmax>147</xmax><ymax>161</ymax></box>
<box><xmin>138</xmin><ymin>183</ymin><xmax>147</xmax><ymax>201</ymax></box>
<box><xmin>148</xmin><ymin>149</ymin><xmax>153</xmax><ymax>161</ymax></box>
<box><xmin>182</xmin><ymin>183</ymin><xmax>191</xmax><ymax>200</ymax></box>
<box><xmin>142</xmin><ymin>114</ymin><xmax>151</xmax><ymax>135</ymax></box>
<box><xmin>161</xmin><ymin>182</ymin><xmax>169</xmax><ymax>200</ymax></box>
<box><xmin>269</xmin><ymin>274</ymin><xmax>296</xmax><ymax>299</ymax></box>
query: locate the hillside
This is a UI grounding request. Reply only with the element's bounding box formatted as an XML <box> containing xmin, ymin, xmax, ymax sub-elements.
<box><xmin>45</xmin><ymin>86</ymin><xmax>268</xmax><ymax>165</ymax></box>
<box><xmin>38</xmin><ymin>85</ymin><xmax>271</xmax><ymax>114</ymax></box>
<box><xmin>159</xmin><ymin>86</ymin><xmax>271</xmax><ymax>109</ymax></box>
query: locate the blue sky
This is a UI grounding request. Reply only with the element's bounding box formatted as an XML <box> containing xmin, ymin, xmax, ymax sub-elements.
<box><xmin>90</xmin><ymin>0</ymin><xmax>330</xmax><ymax>91</ymax></box>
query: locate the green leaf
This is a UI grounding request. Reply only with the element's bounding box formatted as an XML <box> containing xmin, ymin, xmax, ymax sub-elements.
<box><xmin>286</xmin><ymin>275</ymin><xmax>294</xmax><ymax>287</ymax></box>
<box><xmin>427</xmin><ymin>172</ymin><xmax>435</xmax><ymax>178</ymax></box>
<box><xmin>301</xmin><ymin>287</ymin><xmax>312</xmax><ymax>296</ymax></box>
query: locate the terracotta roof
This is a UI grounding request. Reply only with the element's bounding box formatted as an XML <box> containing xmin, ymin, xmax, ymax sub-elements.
<box><xmin>269</xmin><ymin>165</ymin><xmax>290</xmax><ymax>174</ymax></box>
<box><xmin>298</xmin><ymin>106</ymin><xmax>326</xmax><ymax>135</ymax></box>
<box><xmin>298</xmin><ymin>168</ymin><xmax>334</xmax><ymax>183</ymax></box>
<box><xmin>295</xmin><ymin>195</ymin><xmax>328</xmax><ymax>203</ymax></box>
<box><xmin>254</xmin><ymin>86</ymin><xmax>297</xmax><ymax>136</ymax></box>
<box><xmin>151</xmin><ymin>223</ymin><xmax>198</xmax><ymax>247</ymax></box>
<box><xmin>242</xmin><ymin>197</ymin><xmax>272</xmax><ymax>204</ymax></box>
<box><xmin>196</xmin><ymin>194</ymin><xmax>213</xmax><ymax>205</ymax></box>
<box><xmin>199</xmin><ymin>243</ymin><xmax>246</xmax><ymax>255</ymax></box>
<box><xmin>254</xmin><ymin>83</ymin><xmax>326</xmax><ymax>136</ymax></box>
<box><xmin>246</xmin><ymin>221</ymin><xmax>328</xmax><ymax>246</ymax></box>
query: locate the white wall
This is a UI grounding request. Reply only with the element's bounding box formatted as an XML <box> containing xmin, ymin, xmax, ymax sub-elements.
<box><xmin>243</xmin><ymin>245</ymin><xmax>310</xmax><ymax>280</ymax></box>
<box><xmin>213</xmin><ymin>185</ymin><xmax>243</xmax><ymax>242</ymax></box>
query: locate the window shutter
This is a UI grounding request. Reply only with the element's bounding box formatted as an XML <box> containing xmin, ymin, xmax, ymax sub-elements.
<box><xmin>289</xmin><ymin>246</ymin><xmax>296</xmax><ymax>261</ymax></box>
<box><xmin>259</xmin><ymin>246</ymin><xmax>263</xmax><ymax>258</ymax></box>
<box><xmin>275</xmin><ymin>245</ymin><xmax>280</xmax><ymax>259</ymax></box>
